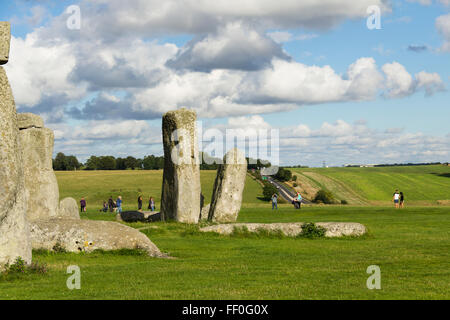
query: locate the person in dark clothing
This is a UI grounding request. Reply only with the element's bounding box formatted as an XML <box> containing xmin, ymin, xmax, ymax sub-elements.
<box><xmin>80</xmin><ymin>197</ymin><xmax>86</xmax><ymax>213</ymax></box>
<box><xmin>400</xmin><ymin>192</ymin><xmax>405</xmax><ymax>208</ymax></box>
<box><xmin>108</xmin><ymin>196</ymin><xmax>114</xmax><ymax>212</ymax></box>
<box><xmin>138</xmin><ymin>195</ymin><xmax>143</xmax><ymax>211</ymax></box>
<box><xmin>100</xmin><ymin>201</ymin><xmax>108</xmax><ymax>213</ymax></box>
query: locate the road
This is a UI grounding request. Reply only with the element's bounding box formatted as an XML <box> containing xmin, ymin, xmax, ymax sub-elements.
<box><xmin>265</xmin><ymin>176</ymin><xmax>311</xmax><ymax>204</ymax></box>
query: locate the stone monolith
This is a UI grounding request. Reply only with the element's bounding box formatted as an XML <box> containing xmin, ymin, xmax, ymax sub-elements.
<box><xmin>160</xmin><ymin>108</ymin><xmax>201</xmax><ymax>223</ymax></box>
<box><xmin>0</xmin><ymin>22</ymin><xmax>10</xmax><ymax>65</ymax></box>
<box><xmin>19</xmin><ymin>114</ymin><xmax>60</xmax><ymax>221</ymax></box>
<box><xmin>208</xmin><ymin>148</ymin><xmax>247</xmax><ymax>223</ymax></box>
<box><xmin>0</xmin><ymin>65</ymin><xmax>31</xmax><ymax>266</ymax></box>
<box><xmin>59</xmin><ymin>197</ymin><xmax>80</xmax><ymax>220</ymax></box>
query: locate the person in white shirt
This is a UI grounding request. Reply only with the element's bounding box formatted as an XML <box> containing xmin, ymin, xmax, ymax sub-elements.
<box><xmin>393</xmin><ymin>190</ymin><xmax>400</xmax><ymax>209</ymax></box>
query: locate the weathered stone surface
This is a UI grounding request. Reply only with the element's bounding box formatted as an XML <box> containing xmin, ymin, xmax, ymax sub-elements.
<box><xmin>0</xmin><ymin>22</ymin><xmax>10</xmax><ymax>65</ymax></box>
<box><xmin>59</xmin><ymin>197</ymin><xmax>80</xmax><ymax>220</ymax></box>
<box><xmin>117</xmin><ymin>211</ymin><xmax>161</xmax><ymax>223</ymax></box>
<box><xmin>20</xmin><ymin>126</ymin><xmax>60</xmax><ymax>221</ymax></box>
<box><xmin>17</xmin><ymin>113</ymin><xmax>44</xmax><ymax>129</ymax></box>
<box><xmin>208</xmin><ymin>148</ymin><xmax>247</xmax><ymax>223</ymax></box>
<box><xmin>199</xmin><ymin>204</ymin><xmax>210</xmax><ymax>221</ymax></box>
<box><xmin>200</xmin><ymin>222</ymin><xmax>367</xmax><ymax>238</ymax></box>
<box><xmin>160</xmin><ymin>108</ymin><xmax>201</xmax><ymax>223</ymax></box>
<box><xmin>30</xmin><ymin>219</ymin><xmax>166</xmax><ymax>257</ymax></box>
<box><xmin>0</xmin><ymin>67</ymin><xmax>31</xmax><ymax>267</ymax></box>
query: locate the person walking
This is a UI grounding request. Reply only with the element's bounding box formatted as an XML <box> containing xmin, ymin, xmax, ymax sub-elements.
<box><xmin>116</xmin><ymin>196</ymin><xmax>123</xmax><ymax>213</ymax></box>
<box><xmin>108</xmin><ymin>196</ymin><xmax>114</xmax><ymax>212</ymax></box>
<box><xmin>271</xmin><ymin>193</ymin><xmax>278</xmax><ymax>210</ymax></box>
<box><xmin>148</xmin><ymin>197</ymin><xmax>155</xmax><ymax>212</ymax></box>
<box><xmin>138</xmin><ymin>195</ymin><xmax>143</xmax><ymax>211</ymax></box>
<box><xmin>393</xmin><ymin>190</ymin><xmax>400</xmax><ymax>209</ymax></box>
<box><xmin>80</xmin><ymin>197</ymin><xmax>87</xmax><ymax>213</ymax></box>
<box><xmin>293</xmin><ymin>192</ymin><xmax>302</xmax><ymax>209</ymax></box>
<box><xmin>400</xmin><ymin>192</ymin><xmax>405</xmax><ymax>208</ymax></box>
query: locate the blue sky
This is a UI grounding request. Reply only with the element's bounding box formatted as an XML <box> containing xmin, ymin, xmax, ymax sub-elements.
<box><xmin>1</xmin><ymin>0</ymin><xmax>449</xmax><ymax>166</ymax></box>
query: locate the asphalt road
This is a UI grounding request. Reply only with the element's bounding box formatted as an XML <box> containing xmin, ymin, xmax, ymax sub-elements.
<box><xmin>265</xmin><ymin>176</ymin><xmax>311</xmax><ymax>204</ymax></box>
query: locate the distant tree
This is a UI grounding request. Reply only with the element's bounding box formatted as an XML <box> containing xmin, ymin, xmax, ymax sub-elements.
<box><xmin>116</xmin><ymin>157</ymin><xmax>127</xmax><ymax>170</ymax></box>
<box><xmin>313</xmin><ymin>189</ymin><xmax>336</xmax><ymax>204</ymax></box>
<box><xmin>66</xmin><ymin>155</ymin><xmax>81</xmax><ymax>170</ymax></box>
<box><xmin>53</xmin><ymin>152</ymin><xmax>68</xmax><ymax>171</ymax></box>
<box><xmin>53</xmin><ymin>153</ymin><xmax>81</xmax><ymax>171</ymax></box>
<box><xmin>275</xmin><ymin>168</ymin><xmax>292</xmax><ymax>182</ymax></box>
<box><xmin>85</xmin><ymin>156</ymin><xmax>100</xmax><ymax>170</ymax></box>
<box><xmin>143</xmin><ymin>155</ymin><xmax>165</xmax><ymax>170</ymax></box>
<box><xmin>125</xmin><ymin>156</ymin><xmax>139</xmax><ymax>170</ymax></box>
<box><xmin>98</xmin><ymin>156</ymin><xmax>116</xmax><ymax>170</ymax></box>
<box><xmin>262</xmin><ymin>183</ymin><xmax>279</xmax><ymax>201</ymax></box>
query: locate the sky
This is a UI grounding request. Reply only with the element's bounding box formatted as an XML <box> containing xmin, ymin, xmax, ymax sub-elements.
<box><xmin>1</xmin><ymin>0</ymin><xmax>449</xmax><ymax>167</ymax></box>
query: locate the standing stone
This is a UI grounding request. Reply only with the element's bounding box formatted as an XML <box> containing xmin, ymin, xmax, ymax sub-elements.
<box><xmin>199</xmin><ymin>203</ymin><xmax>210</xmax><ymax>221</ymax></box>
<box><xmin>160</xmin><ymin>108</ymin><xmax>201</xmax><ymax>223</ymax></box>
<box><xmin>208</xmin><ymin>148</ymin><xmax>247</xmax><ymax>223</ymax></box>
<box><xmin>59</xmin><ymin>197</ymin><xmax>80</xmax><ymax>220</ymax></box>
<box><xmin>0</xmin><ymin>22</ymin><xmax>10</xmax><ymax>65</ymax></box>
<box><xmin>17</xmin><ymin>113</ymin><xmax>44</xmax><ymax>130</ymax></box>
<box><xmin>19</xmin><ymin>114</ymin><xmax>60</xmax><ymax>221</ymax></box>
<box><xmin>0</xmin><ymin>65</ymin><xmax>31</xmax><ymax>266</ymax></box>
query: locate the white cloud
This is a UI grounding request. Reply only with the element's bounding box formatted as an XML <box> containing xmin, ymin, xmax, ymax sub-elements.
<box><xmin>415</xmin><ymin>71</ymin><xmax>446</xmax><ymax>95</ymax></box>
<box><xmin>267</xmin><ymin>31</ymin><xmax>318</xmax><ymax>43</ymax></box>
<box><xmin>5</xmin><ymin>34</ymin><xmax>86</xmax><ymax>108</ymax></box>
<box><xmin>167</xmin><ymin>22</ymin><xmax>290</xmax><ymax>71</ymax></box>
<box><xmin>79</xmin><ymin>0</ymin><xmax>390</xmax><ymax>37</ymax></box>
<box><xmin>382</xmin><ymin>62</ymin><xmax>415</xmax><ymax>98</ymax></box>
<box><xmin>436</xmin><ymin>13</ymin><xmax>450</xmax><ymax>52</ymax></box>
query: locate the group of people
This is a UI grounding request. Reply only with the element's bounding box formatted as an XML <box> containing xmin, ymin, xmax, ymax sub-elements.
<box><xmin>100</xmin><ymin>196</ymin><xmax>123</xmax><ymax>213</ymax></box>
<box><xmin>270</xmin><ymin>192</ymin><xmax>302</xmax><ymax>210</ymax></box>
<box><xmin>393</xmin><ymin>190</ymin><xmax>405</xmax><ymax>208</ymax></box>
<box><xmin>76</xmin><ymin>195</ymin><xmax>156</xmax><ymax>214</ymax></box>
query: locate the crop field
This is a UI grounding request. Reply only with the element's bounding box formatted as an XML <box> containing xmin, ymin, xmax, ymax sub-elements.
<box><xmin>291</xmin><ymin>165</ymin><xmax>450</xmax><ymax>205</ymax></box>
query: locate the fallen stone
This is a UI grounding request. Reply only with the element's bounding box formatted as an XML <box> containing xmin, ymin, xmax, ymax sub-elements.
<box><xmin>17</xmin><ymin>113</ymin><xmax>44</xmax><ymax>130</ymax></box>
<box><xmin>200</xmin><ymin>222</ymin><xmax>367</xmax><ymax>238</ymax></box>
<box><xmin>30</xmin><ymin>218</ymin><xmax>166</xmax><ymax>257</ymax></box>
<box><xmin>0</xmin><ymin>66</ymin><xmax>31</xmax><ymax>267</ymax></box>
<box><xmin>160</xmin><ymin>108</ymin><xmax>201</xmax><ymax>223</ymax></box>
<box><xmin>0</xmin><ymin>22</ymin><xmax>10</xmax><ymax>65</ymax></box>
<box><xmin>118</xmin><ymin>211</ymin><xmax>161</xmax><ymax>223</ymax></box>
<box><xmin>59</xmin><ymin>197</ymin><xmax>80</xmax><ymax>220</ymax></box>
<box><xmin>208</xmin><ymin>148</ymin><xmax>247</xmax><ymax>223</ymax></box>
<box><xmin>20</xmin><ymin>125</ymin><xmax>60</xmax><ymax>221</ymax></box>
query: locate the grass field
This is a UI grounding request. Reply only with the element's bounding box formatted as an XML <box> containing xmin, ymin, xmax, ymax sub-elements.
<box><xmin>56</xmin><ymin>170</ymin><xmax>264</xmax><ymax>211</ymax></box>
<box><xmin>0</xmin><ymin>206</ymin><xmax>448</xmax><ymax>299</ymax></box>
<box><xmin>1</xmin><ymin>166</ymin><xmax>449</xmax><ymax>299</ymax></box>
<box><xmin>292</xmin><ymin>165</ymin><xmax>450</xmax><ymax>205</ymax></box>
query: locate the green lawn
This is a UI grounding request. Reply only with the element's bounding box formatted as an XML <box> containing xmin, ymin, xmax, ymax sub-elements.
<box><xmin>1</xmin><ymin>206</ymin><xmax>449</xmax><ymax>299</ymax></box>
<box><xmin>292</xmin><ymin>165</ymin><xmax>450</xmax><ymax>205</ymax></box>
<box><xmin>1</xmin><ymin>168</ymin><xmax>449</xmax><ymax>299</ymax></box>
<box><xmin>56</xmin><ymin>170</ymin><xmax>264</xmax><ymax>211</ymax></box>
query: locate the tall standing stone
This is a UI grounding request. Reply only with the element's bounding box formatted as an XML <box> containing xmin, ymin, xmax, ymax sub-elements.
<box><xmin>0</xmin><ymin>22</ymin><xmax>10</xmax><ymax>65</ymax></box>
<box><xmin>160</xmin><ymin>108</ymin><xmax>201</xmax><ymax>223</ymax></box>
<box><xmin>208</xmin><ymin>148</ymin><xmax>247</xmax><ymax>223</ymax></box>
<box><xmin>19</xmin><ymin>113</ymin><xmax>60</xmax><ymax>221</ymax></box>
<box><xmin>0</xmin><ymin>22</ymin><xmax>32</xmax><ymax>266</ymax></box>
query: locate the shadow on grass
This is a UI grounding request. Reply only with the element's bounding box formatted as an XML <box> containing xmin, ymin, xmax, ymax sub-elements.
<box><xmin>431</xmin><ymin>172</ymin><xmax>450</xmax><ymax>178</ymax></box>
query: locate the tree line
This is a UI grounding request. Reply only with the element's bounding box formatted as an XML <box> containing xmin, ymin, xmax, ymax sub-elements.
<box><xmin>53</xmin><ymin>152</ymin><xmax>272</xmax><ymax>171</ymax></box>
